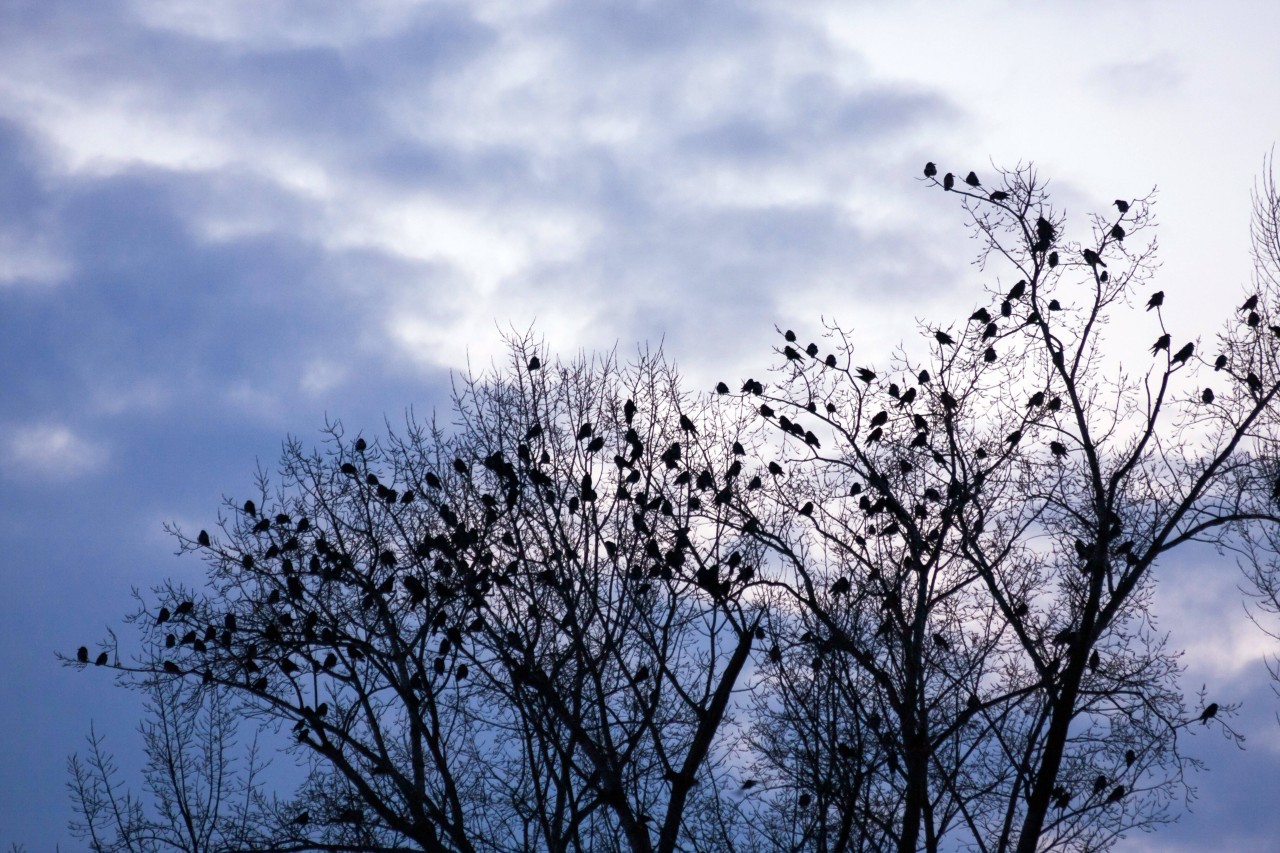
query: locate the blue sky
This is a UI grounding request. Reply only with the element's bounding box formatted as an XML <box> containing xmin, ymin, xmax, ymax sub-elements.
<box><xmin>2</xmin><ymin>1</ymin><xmax>1279</xmax><ymax>849</ymax></box>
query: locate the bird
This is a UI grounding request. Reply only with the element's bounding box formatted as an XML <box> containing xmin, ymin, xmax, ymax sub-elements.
<box><xmin>576</xmin><ymin>423</ymin><xmax>593</xmax><ymax>440</ymax></box>
<box><xmin>293</xmin><ymin>811</ymin><xmax>310</xmax><ymax>826</ymax></box>
<box><xmin>624</xmin><ymin>399</ymin><xmax>637</xmax><ymax>422</ymax></box>
<box><xmin>990</xmin><ymin>190</ymin><xmax>1008</xmax><ymax>202</ymax></box>
<box><xmin>163</xmin><ymin>661</ymin><xmax>182</xmax><ymax>675</ymax></box>
<box><xmin>924</xmin><ymin>162</ymin><xmax>937</xmax><ymax>178</ymax></box>
<box><xmin>970</xmin><ymin>307</ymin><xmax>991</xmax><ymax>323</ymax></box>
<box><xmin>965</xmin><ymin>171</ymin><xmax>980</xmax><ymax>187</ymax></box>
<box><xmin>1114</xmin><ymin>199</ymin><xmax>1130</xmax><ymax>214</ymax></box>
<box><xmin>870</xmin><ymin>411</ymin><xmax>888</xmax><ymax>427</ymax></box>
<box><xmin>831</xmin><ymin>577</ymin><xmax>851</xmax><ymax>595</ymax></box>
<box><xmin>1199</xmin><ymin>702</ymin><xmax>1219</xmax><ymax>724</ymax></box>
<box><xmin>982</xmin><ymin>322</ymin><xmax>997</xmax><ymax>340</ymax></box>
<box><xmin>1048</xmin><ymin>251</ymin><xmax>1059</xmax><ymax>268</ymax></box>
<box><xmin>1202</xmin><ymin>388</ymin><xmax>1214</xmax><ymax>403</ymax></box>
<box><xmin>984</xmin><ymin>347</ymin><xmax>997</xmax><ymax>363</ymax></box>
<box><xmin>759</xmin><ymin>403</ymin><xmax>774</xmax><ymax>418</ymax></box>
<box><xmin>1248</xmin><ymin>372</ymin><xmax>1262</xmax><ymax>394</ymax></box>
<box><xmin>918</xmin><ymin>370</ymin><xmax>930</xmax><ymax>384</ymax></box>
<box><xmin>528</xmin><ymin>356</ymin><xmax>541</xmax><ymax>371</ymax></box>
<box><xmin>1109</xmin><ymin>224</ymin><xmax>1125</xmax><ymax>241</ymax></box>
<box><xmin>1093</xmin><ymin>774</ymin><xmax>1108</xmax><ymax>796</ymax></box>
<box><xmin>1214</xmin><ymin>354</ymin><xmax>1228</xmax><ymax>371</ymax></box>
<box><xmin>1050</xmin><ymin>441</ymin><xmax>1068</xmax><ymax>458</ymax></box>
<box><xmin>1027</xmin><ymin>391</ymin><xmax>1045</xmax><ymax>408</ymax></box>
<box><xmin>1082</xmin><ymin>249</ymin><xmax>1106</xmax><ymax>268</ymax></box>
<box><xmin>1006</xmin><ymin>430</ymin><xmax>1022</xmax><ymax>446</ymax></box>
<box><xmin>1125</xmin><ymin>749</ymin><xmax>1137</xmax><ymax>767</ymax></box>
<box><xmin>1106</xmin><ymin>785</ymin><xmax>1126</xmax><ymax>804</ymax></box>
<box><xmin>197</xmin><ymin>530</ymin><xmax>211</xmax><ymax>547</ymax></box>
<box><xmin>1001</xmin><ymin>299</ymin><xmax>1012</xmax><ymax>317</ymax></box>
<box><xmin>784</xmin><ymin>329</ymin><xmax>797</xmax><ymax>342</ymax></box>
<box><xmin>1249</xmin><ymin>311</ymin><xmax>1261</xmax><ymax>327</ymax></box>
<box><xmin>1242</xmin><ymin>294</ymin><xmax>1259</xmax><ymax>311</ymax></box>
<box><xmin>77</xmin><ymin>646</ymin><xmax>89</xmax><ymax>663</ymax></box>
<box><xmin>935</xmin><ymin>331</ymin><xmax>956</xmax><ymax>346</ymax></box>
<box><xmin>679</xmin><ymin>414</ymin><xmax>697</xmax><ymax>434</ymax></box>
<box><xmin>1007</xmin><ymin>280</ymin><xmax>1026</xmax><ymax>300</ymax></box>
<box><xmin>95</xmin><ymin>652</ymin><xmax>108</xmax><ymax>666</ymax></box>
<box><xmin>944</xmin><ymin>173</ymin><xmax>955</xmax><ymax>190</ymax></box>
<box><xmin>1089</xmin><ymin>650</ymin><xmax>1100</xmax><ymax>672</ymax></box>
<box><xmin>799</xmin><ymin>501</ymin><xmax>814</xmax><ymax>516</ymax></box>
<box><xmin>1150</xmin><ymin>334</ymin><xmax>1171</xmax><ymax>356</ymax></box>
<box><xmin>1036</xmin><ymin>216</ymin><xmax>1055</xmax><ymax>248</ymax></box>
<box><xmin>1048</xmin><ymin>299</ymin><xmax>1062</xmax><ymax>310</ymax></box>
<box><xmin>1172</xmin><ymin>342</ymin><xmax>1194</xmax><ymax>365</ymax></box>
<box><xmin>715</xmin><ymin>381</ymin><xmax>729</xmax><ymax>394</ymax></box>
<box><xmin>806</xmin><ymin>342</ymin><xmax>819</xmax><ymax>357</ymax></box>
<box><xmin>1146</xmin><ymin>291</ymin><xmax>1164</xmax><ymax>311</ymax></box>
<box><xmin>783</xmin><ymin>345</ymin><xmax>802</xmax><ymax>361</ymax></box>
<box><xmin>856</xmin><ymin>367</ymin><xmax>876</xmax><ymax>384</ymax></box>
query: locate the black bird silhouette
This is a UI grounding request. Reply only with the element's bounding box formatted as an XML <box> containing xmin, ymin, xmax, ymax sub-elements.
<box><xmin>1214</xmin><ymin>354</ymin><xmax>1228</xmax><ymax>371</ymax></box>
<box><xmin>425</xmin><ymin>471</ymin><xmax>442</xmax><ymax>489</ymax></box>
<box><xmin>293</xmin><ymin>812</ymin><xmax>310</xmax><ymax>826</ymax></box>
<box><xmin>576</xmin><ymin>423</ymin><xmax>593</xmax><ymax>441</ymax></box>
<box><xmin>1199</xmin><ymin>702</ymin><xmax>1219</xmax><ymax>724</ymax></box>
<box><xmin>1007</xmin><ymin>280</ymin><xmax>1026</xmax><ymax>300</ymax></box>
<box><xmin>95</xmin><ymin>652</ymin><xmax>108</xmax><ymax>666</ymax></box>
<box><xmin>934</xmin><ymin>331</ymin><xmax>956</xmax><ymax>346</ymax></box>
<box><xmin>1093</xmin><ymin>774</ymin><xmax>1108</xmax><ymax>796</ymax></box>
<box><xmin>941</xmin><ymin>391</ymin><xmax>958</xmax><ymax>410</ymax></box>
<box><xmin>990</xmin><ymin>190</ymin><xmax>1008</xmax><ymax>201</ymax></box>
<box><xmin>1150</xmin><ymin>334</ymin><xmax>1171</xmax><ymax>355</ymax></box>
<box><xmin>799</xmin><ymin>501</ymin><xmax>814</xmax><ymax>516</ymax></box>
<box><xmin>1089</xmin><ymin>650</ymin><xmax>1100</xmax><ymax>671</ymax></box>
<box><xmin>1242</xmin><ymin>294</ymin><xmax>1259</xmax><ymax>311</ymax></box>
<box><xmin>970</xmin><ymin>307</ymin><xmax>991</xmax><ymax>323</ymax></box>
<box><xmin>1027</xmin><ymin>391</ymin><xmax>1045</xmax><ymax>408</ymax></box>
<box><xmin>1202</xmin><ymin>388</ymin><xmax>1215</xmax><ymax>403</ymax></box>
<box><xmin>586</xmin><ymin>436</ymin><xmax>605</xmax><ymax>453</ymax></box>
<box><xmin>1248</xmin><ymin>311</ymin><xmax>1260</xmax><ymax>327</ymax></box>
<box><xmin>1125</xmin><ymin>749</ymin><xmax>1137</xmax><ymax>767</ymax></box>
<box><xmin>243</xmin><ymin>499</ymin><xmax>256</xmax><ymax>516</ymax></box>
<box><xmin>831</xmin><ymin>577</ymin><xmax>851</xmax><ymax>595</ymax></box>
<box><xmin>759</xmin><ymin>403</ymin><xmax>774</xmax><ymax>418</ymax></box>
<box><xmin>163</xmin><ymin>661</ymin><xmax>182</xmax><ymax>675</ymax></box>
<box><xmin>964</xmin><ymin>171</ymin><xmax>980</xmax><ymax>187</ymax></box>
<box><xmin>174</xmin><ymin>600</ymin><xmax>193</xmax><ymax>618</ymax></box>
<box><xmin>679</xmin><ymin>414</ymin><xmax>697</xmax><ymax>434</ymax></box>
<box><xmin>1145</xmin><ymin>291</ymin><xmax>1163</xmax><ymax>311</ymax></box>
<box><xmin>784</xmin><ymin>329</ymin><xmax>797</xmax><ymax>342</ymax></box>
<box><xmin>1110</xmin><ymin>224</ymin><xmax>1125</xmax><ymax>241</ymax></box>
<box><xmin>716</xmin><ymin>381</ymin><xmax>729</xmax><ymax>394</ymax></box>
<box><xmin>197</xmin><ymin>530</ymin><xmax>210</xmax><ymax>547</ymax></box>
<box><xmin>1106</xmin><ymin>785</ymin><xmax>1126</xmax><ymax>804</ymax></box>
<box><xmin>924</xmin><ymin>161</ymin><xmax>937</xmax><ymax>177</ymax></box>
<box><xmin>932</xmin><ymin>633</ymin><xmax>951</xmax><ymax>651</ymax></box>
<box><xmin>899</xmin><ymin>387</ymin><xmax>917</xmax><ymax>406</ymax></box>
<box><xmin>866</xmin><ymin>427</ymin><xmax>883</xmax><ymax>443</ymax></box>
<box><xmin>1248</xmin><ymin>372</ymin><xmax>1262</xmax><ymax>394</ymax></box>
<box><xmin>1050</xmin><ymin>441</ymin><xmax>1068</xmax><ymax>457</ymax></box>
<box><xmin>783</xmin><ymin>345</ymin><xmax>802</xmax><ymax>361</ymax></box>
<box><xmin>1048</xmin><ymin>298</ymin><xmax>1061</xmax><ymax>310</ymax></box>
<box><xmin>1001</xmin><ymin>299</ymin><xmax>1012</xmax><ymax>318</ymax></box>
<box><xmin>984</xmin><ymin>347</ymin><xmax>997</xmax><ymax>363</ymax></box>
<box><xmin>528</xmin><ymin>356</ymin><xmax>541</xmax><ymax>371</ymax></box>
<box><xmin>805</xmin><ymin>342</ymin><xmax>819</xmax><ymax>358</ymax></box>
<box><xmin>1172</xmin><ymin>342</ymin><xmax>1194</xmax><ymax>365</ymax></box>
<box><xmin>77</xmin><ymin>646</ymin><xmax>88</xmax><ymax>663</ymax></box>
<box><xmin>624</xmin><ymin>399</ymin><xmax>637</xmax><ymax>422</ymax></box>
<box><xmin>1082</xmin><ymin>248</ymin><xmax>1106</xmax><ymax>268</ymax></box>
<box><xmin>1006</xmin><ymin>430</ymin><xmax>1022</xmax><ymax>446</ymax></box>
<box><xmin>1114</xmin><ymin>199</ymin><xmax>1130</xmax><ymax>213</ymax></box>
<box><xmin>870</xmin><ymin>411</ymin><xmax>888</xmax><ymax>427</ymax></box>
<box><xmin>1036</xmin><ymin>216</ymin><xmax>1055</xmax><ymax>247</ymax></box>
<box><xmin>918</xmin><ymin>370</ymin><xmax>930</xmax><ymax>384</ymax></box>
<box><xmin>983</xmin><ymin>322</ymin><xmax>998</xmax><ymax>340</ymax></box>
<box><xmin>1048</xmin><ymin>251</ymin><xmax>1059</xmax><ymax>267</ymax></box>
<box><xmin>856</xmin><ymin>367</ymin><xmax>876</xmax><ymax>384</ymax></box>
<box><xmin>944</xmin><ymin>172</ymin><xmax>955</xmax><ymax>190</ymax></box>
<box><xmin>825</xmin><ymin>353</ymin><xmax>837</xmax><ymax>368</ymax></box>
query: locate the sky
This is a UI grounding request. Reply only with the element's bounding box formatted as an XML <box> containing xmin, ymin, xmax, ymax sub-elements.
<box><xmin>2</xmin><ymin>0</ymin><xmax>1280</xmax><ymax>849</ymax></box>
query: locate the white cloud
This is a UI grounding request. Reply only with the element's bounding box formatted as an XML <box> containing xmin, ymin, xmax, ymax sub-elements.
<box><xmin>5</xmin><ymin>422</ymin><xmax>107</xmax><ymax>480</ymax></box>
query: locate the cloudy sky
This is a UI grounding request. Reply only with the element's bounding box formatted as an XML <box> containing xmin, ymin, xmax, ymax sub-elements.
<box><xmin>3</xmin><ymin>1</ymin><xmax>1279</xmax><ymax>849</ymax></box>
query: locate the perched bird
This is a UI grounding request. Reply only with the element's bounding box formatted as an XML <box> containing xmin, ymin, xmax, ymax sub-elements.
<box><xmin>806</xmin><ymin>342</ymin><xmax>819</xmax><ymax>357</ymax></box>
<box><xmin>1050</xmin><ymin>441</ymin><xmax>1068</xmax><ymax>458</ymax></box>
<box><xmin>95</xmin><ymin>652</ymin><xmax>108</xmax><ymax>666</ymax></box>
<box><xmin>924</xmin><ymin>162</ymin><xmax>937</xmax><ymax>178</ymax></box>
<box><xmin>1172</xmin><ymin>342</ymin><xmax>1194</xmax><ymax>365</ymax></box>
<box><xmin>679</xmin><ymin>414</ymin><xmax>697</xmax><ymax>434</ymax></box>
<box><xmin>1007</xmin><ymin>280</ymin><xmax>1026</xmax><ymax>301</ymax></box>
<box><xmin>1048</xmin><ymin>251</ymin><xmax>1059</xmax><ymax>268</ymax></box>
<box><xmin>77</xmin><ymin>646</ymin><xmax>88</xmax><ymax>663</ymax></box>
<box><xmin>625</xmin><ymin>399</ymin><xmax>638</xmax><ymax>422</ymax></box>
<box><xmin>965</xmin><ymin>171</ymin><xmax>980</xmax><ymax>187</ymax></box>
<box><xmin>1114</xmin><ymin>199</ymin><xmax>1130</xmax><ymax>214</ymax></box>
<box><xmin>1248</xmin><ymin>311</ymin><xmax>1260</xmax><ymax>327</ymax></box>
<box><xmin>197</xmin><ymin>530</ymin><xmax>211</xmax><ymax>547</ymax></box>
<box><xmin>983</xmin><ymin>322</ymin><xmax>998</xmax><ymax>340</ymax></box>
<box><xmin>831</xmin><ymin>577</ymin><xmax>851</xmax><ymax>595</ymax></box>
<box><xmin>1093</xmin><ymin>774</ymin><xmax>1108</xmax><ymax>796</ymax></box>
<box><xmin>716</xmin><ymin>381</ymin><xmax>729</xmax><ymax>394</ymax></box>
<box><xmin>970</xmin><ymin>307</ymin><xmax>991</xmax><ymax>324</ymax></box>
<box><xmin>1214</xmin><ymin>354</ymin><xmax>1228</xmax><ymax>371</ymax></box>
<box><xmin>1150</xmin><ymin>334</ymin><xmax>1171</xmax><ymax>356</ymax></box>
<box><xmin>984</xmin><ymin>347</ymin><xmax>997</xmax><ymax>363</ymax></box>
<box><xmin>935</xmin><ymin>330</ymin><xmax>956</xmax><ymax>346</ymax></box>
<box><xmin>1006</xmin><ymin>430</ymin><xmax>1022</xmax><ymax>446</ymax></box>
<box><xmin>1145</xmin><ymin>291</ymin><xmax>1164</xmax><ymax>311</ymax></box>
<box><xmin>1082</xmin><ymin>248</ymin><xmax>1106</xmax><ymax>268</ymax></box>
<box><xmin>1248</xmin><ymin>372</ymin><xmax>1262</xmax><ymax>394</ymax></box>
<box><xmin>576</xmin><ymin>423</ymin><xmax>593</xmax><ymax>441</ymax></box>
<box><xmin>1001</xmin><ymin>299</ymin><xmax>1013</xmax><ymax>318</ymax></box>
<box><xmin>944</xmin><ymin>172</ymin><xmax>955</xmax><ymax>190</ymax></box>
<box><xmin>1125</xmin><ymin>749</ymin><xmax>1137</xmax><ymax>767</ymax></box>
<box><xmin>1110</xmin><ymin>224</ymin><xmax>1125</xmax><ymax>241</ymax></box>
<box><xmin>1202</xmin><ymin>388</ymin><xmax>1215</xmax><ymax>404</ymax></box>
<box><xmin>1027</xmin><ymin>391</ymin><xmax>1045</xmax><ymax>408</ymax></box>
<box><xmin>1242</xmin><ymin>294</ymin><xmax>1259</xmax><ymax>311</ymax></box>
<box><xmin>990</xmin><ymin>190</ymin><xmax>1009</xmax><ymax>202</ymax></box>
<box><xmin>528</xmin><ymin>356</ymin><xmax>541</xmax><ymax>371</ymax></box>
<box><xmin>856</xmin><ymin>367</ymin><xmax>876</xmax><ymax>384</ymax></box>
<box><xmin>784</xmin><ymin>329</ymin><xmax>797</xmax><ymax>342</ymax></box>
<box><xmin>1089</xmin><ymin>650</ymin><xmax>1100</xmax><ymax>672</ymax></box>
<box><xmin>1048</xmin><ymin>299</ymin><xmax>1062</xmax><ymax>310</ymax></box>
<box><xmin>1036</xmin><ymin>216</ymin><xmax>1055</xmax><ymax>247</ymax></box>
<box><xmin>1106</xmin><ymin>785</ymin><xmax>1126</xmax><ymax>805</ymax></box>
<box><xmin>870</xmin><ymin>411</ymin><xmax>888</xmax><ymax>427</ymax></box>
<box><xmin>918</xmin><ymin>370</ymin><xmax>931</xmax><ymax>384</ymax></box>
<box><xmin>1199</xmin><ymin>702</ymin><xmax>1219</xmax><ymax>724</ymax></box>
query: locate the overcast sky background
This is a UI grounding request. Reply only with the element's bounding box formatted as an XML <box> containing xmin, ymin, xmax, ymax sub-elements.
<box><xmin>3</xmin><ymin>1</ymin><xmax>1280</xmax><ymax>849</ymax></box>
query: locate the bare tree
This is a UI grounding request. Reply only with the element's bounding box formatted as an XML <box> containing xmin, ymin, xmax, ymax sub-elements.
<box><xmin>732</xmin><ymin>161</ymin><xmax>1271</xmax><ymax>853</ymax></box>
<box><xmin>67</xmin><ymin>674</ymin><xmax>271</xmax><ymax>852</ymax></box>
<box><xmin>73</xmin><ymin>336</ymin><xmax>765</xmax><ymax>853</ymax></box>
